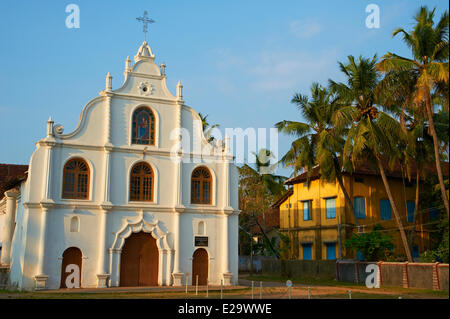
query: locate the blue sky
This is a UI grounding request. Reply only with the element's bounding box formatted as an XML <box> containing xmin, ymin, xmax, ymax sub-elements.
<box><xmin>0</xmin><ymin>0</ymin><xmax>448</xmax><ymax>177</ymax></box>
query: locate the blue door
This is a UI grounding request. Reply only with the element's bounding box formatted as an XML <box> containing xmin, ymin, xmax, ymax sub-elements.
<box><xmin>412</xmin><ymin>246</ymin><xmax>419</xmax><ymax>259</ymax></box>
<box><xmin>302</xmin><ymin>244</ymin><xmax>312</xmax><ymax>260</ymax></box>
<box><xmin>430</xmin><ymin>209</ymin><xmax>440</xmax><ymax>221</ymax></box>
<box><xmin>326</xmin><ymin>243</ymin><xmax>337</xmax><ymax>260</ymax></box>
<box><xmin>356</xmin><ymin>250</ymin><xmax>365</xmax><ymax>261</ymax></box>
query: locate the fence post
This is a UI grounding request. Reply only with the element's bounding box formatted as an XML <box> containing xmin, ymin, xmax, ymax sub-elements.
<box><xmin>402</xmin><ymin>262</ymin><xmax>409</xmax><ymax>288</ymax></box>
<box><xmin>206</xmin><ymin>280</ymin><xmax>209</xmax><ymax>298</ymax></box>
<box><xmin>220</xmin><ymin>279</ymin><xmax>223</xmax><ymax>299</ymax></box>
<box><xmin>377</xmin><ymin>261</ymin><xmax>383</xmax><ymax>288</ymax></box>
<box><xmin>432</xmin><ymin>262</ymin><xmax>440</xmax><ymax>291</ymax></box>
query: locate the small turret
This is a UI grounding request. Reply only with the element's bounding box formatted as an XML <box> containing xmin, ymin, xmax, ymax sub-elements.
<box><xmin>176</xmin><ymin>81</ymin><xmax>183</xmax><ymax>100</ymax></box>
<box><xmin>106</xmin><ymin>72</ymin><xmax>112</xmax><ymax>91</ymax></box>
<box><xmin>46</xmin><ymin>117</ymin><xmax>54</xmax><ymax>137</ymax></box>
<box><xmin>160</xmin><ymin>61</ymin><xmax>166</xmax><ymax>76</ymax></box>
<box><xmin>125</xmin><ymin>56</ymin><xmax>131</xmax><ymax>73</ymax></box>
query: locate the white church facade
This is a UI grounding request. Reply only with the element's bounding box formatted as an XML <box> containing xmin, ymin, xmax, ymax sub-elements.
<box><xmin>0</xmin><ymin>41</ymin><xmax>239</xmax><ymax>290</ymax></box>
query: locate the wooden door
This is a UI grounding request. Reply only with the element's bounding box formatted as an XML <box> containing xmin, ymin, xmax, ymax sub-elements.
<box><xmin>60</xmin><ymin>247</ymin><xmax>82</xmax><ymax>288</ymax></box>
<box><xmin>192</xmin><ymin>248</ymin><xmax>208</xmax><ymax>285</ymax></box>
<box><xmin>120</xmin><ymin>232</ymin><xmax>159</xmax><ymax>286</ymax></box>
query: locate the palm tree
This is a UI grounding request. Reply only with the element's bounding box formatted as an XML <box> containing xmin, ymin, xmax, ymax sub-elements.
<box><xmin>198</xmin><ymin>112</ymin><xmax>220</xmax><ymax>143</ymax></box>
<box><xmin>276</xmin><ymin>83</ymin><xmax>360</xmax><ymax>227</ymax></box>
<box><xmin>243</xmin><ymin>148</ymin><xmax>287</xmax><ymax>196</ymax></box>
<box><xmin>377</xmin><ymin>6</ymin><xmax>449</xmax><ymax>217</ymax></box>
<box><xmin>376</xmin><ymin>64</ymin><xmax>435</xmax><ymax>250</ymax></box>
<box><xmin>330</xmin><ymin>55</ymin><xmax>413</xmax><ymax>262</ymax></box>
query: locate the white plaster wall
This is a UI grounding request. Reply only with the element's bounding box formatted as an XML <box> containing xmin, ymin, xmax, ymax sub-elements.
<box><xmin>8</xmin><ymin>42</ymin><xmax>240</xmax><ymax>290</ymax></box>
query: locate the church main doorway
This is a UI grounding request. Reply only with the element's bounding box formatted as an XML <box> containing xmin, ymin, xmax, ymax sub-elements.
<box><xmin>120</xmin><ymin>232</ymin><xmax>159</xmax><ymax>286</ymax></box>
<box><xmin>60</xmin><ymin>247</ymin><xmax>82</xmax><ymax>288</ymax></box>
<box><xmin>192</xmin><ymin>248</ymin><xmax>208</xmax><ymax>285</ymax></box>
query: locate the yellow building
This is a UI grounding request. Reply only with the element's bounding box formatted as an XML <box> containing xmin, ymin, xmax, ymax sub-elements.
<box><xmin>274</xmin><ymin>163</ymin><xmax>435</xmax><ymax>261</ymax></box>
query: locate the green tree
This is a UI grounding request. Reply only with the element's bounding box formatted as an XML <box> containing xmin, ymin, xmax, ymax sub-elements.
<box><xmin>238</xmin><ymin>149</ymin><xmax>287</xmax><ymax>257</ymax></box>
<box><xmin>345</xmin><ymin>224</ymin><xmax>394</xmax><ymax>261</ymax></box>
<box><xmin>377</xmin><ymin>6</ymin><xmax>449</xmax><ymax>217</ymax></box>
<box><xmin>275</xmin><ymin>83</ymin><xmax>360</xmax><ymax>226</ymax></box>
<box><xmin>330</xmin><ymin>55</ymin><xmax>413</xmax><ymax>261</ymax></box>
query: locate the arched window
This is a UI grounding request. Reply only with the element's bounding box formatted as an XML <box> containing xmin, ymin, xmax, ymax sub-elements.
<box><xmin>70</xmin><ymin>216</ymin><xmax>80</xmax><ymax>232</ymax></box>
<box><xmin>198</xmin><ymin>221</ymin><xmax>205</xmax><ymax>235</ymax></box>
<box><xmin>129</xmin><ymin>162</ymin><xmax>154</xmax><ymax>201</ymax></box>
<box><xmin>132</xmin><ymin>107</ymin><xmax>155</xmax><ymax>145</ymax></box>
<box><xmin>191</xmin><ymin>167</ymin><xmax>212</xmax><ymax>204</ymax></box>
<box><xmin>62</xmin><ymin>158</ymin><xmax>90</xmax><ymax>199</ymax></box>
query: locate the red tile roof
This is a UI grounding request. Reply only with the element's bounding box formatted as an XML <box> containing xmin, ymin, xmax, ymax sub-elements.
<box><xmin>0</xmin><ymin>164</ymin><xmax>28</xmax><ymax>199</ymax></box>
<box><xmin>284</xmin><ymin>159</ymin><xmax>449</xmax><ymax>186</ymax></box>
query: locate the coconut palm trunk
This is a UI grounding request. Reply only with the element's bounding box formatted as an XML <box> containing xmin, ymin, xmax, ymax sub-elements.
<box><xmin>376</xmin><ymin>157</ymin><xmax>413</xmax><ymax>262</ymax></box>
<box><xmin>409</xmin><ymin>168</ymin><xmax>420</xmax><ymax>249</ymax></box>
<box><xmin>332</xmin><ymin>155</ymin><xmax>360</xmax><ymax>227</ymax></box>
<box><xmin>425</xmin><ymin>95</ymin><xmax>450</xmax><ymax>217</ymax></box>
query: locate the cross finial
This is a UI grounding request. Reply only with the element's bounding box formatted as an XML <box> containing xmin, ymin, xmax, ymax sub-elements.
<box><xmin>136</xmin><ymin>11</ymin><xmax>155</xmax><ymax>42</ymax></box>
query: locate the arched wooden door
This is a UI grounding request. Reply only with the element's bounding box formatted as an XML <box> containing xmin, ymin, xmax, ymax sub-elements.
<box><xmin>192</xmin><ymin>248</ymin><xmax>209</xmax><ymax>285</ymax></box>
<box><xmin>120</xmin><ymin>232</ymin><xmax>159</xmax><ymax>286</ymax></box>
<box><xmin>60</xmin><ymin>247</ymin><xmax>82</xmax><ymax>288</ymax></box>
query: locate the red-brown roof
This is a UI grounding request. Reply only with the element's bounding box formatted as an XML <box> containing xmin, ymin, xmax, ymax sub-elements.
<box><xmin>0</xmin><ymin>163</ymin><xmax>28</xmax><ymax>199</ymax></box>
<box><xmin>285</xmin><ymin>159</ymin><xmax>449</xmax><ymax>186</ymax></box>
<box><xmin>271</xmin><ymin>189</ymin><xmax>294</xmax><ymax>208</ymax></box>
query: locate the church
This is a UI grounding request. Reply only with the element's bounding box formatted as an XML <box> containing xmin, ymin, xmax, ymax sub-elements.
<box><xmin>0</xmin><ymin>39</ymin><xmax>239</xmax><ymax>290</ymax></box>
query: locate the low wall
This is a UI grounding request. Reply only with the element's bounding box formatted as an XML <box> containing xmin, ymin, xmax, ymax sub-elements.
<box><xmin>239</xmin><ymin>256</ymin><xmax>277</xmax><ymax>273</ymax></box>
<box><xmin>261</xmin><ymin>259</ymin><xmax>336</xmax><ymax>279</ymax></box>
<box><xmin>438</xmin><ymin>264</ymin><xmax>449</xmax><ymax>291</ymax></box>
<box><xmin>336</xmin><ymin>261</ymin><xmax>449</xmax><ymax>291</ymax></box>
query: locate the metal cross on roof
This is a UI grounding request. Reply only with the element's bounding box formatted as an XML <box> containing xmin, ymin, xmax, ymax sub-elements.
<box><xmin>136</xmin><ymin>11</ymin><xmax>155</xmax><ymax>41</ymax></box>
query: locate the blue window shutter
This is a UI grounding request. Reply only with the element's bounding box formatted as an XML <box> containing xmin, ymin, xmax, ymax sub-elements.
<box><xmin>326</xmin><ymin>198</ymin><xmax>336</xmax><ymax>219</ymax></box>
<box><xmin>430</xmin><ymin>209</ymin><xmax>440</xmax><ymax>221</ymax></box>
<box><xmin>326</xmin><ymin>243</ymin><xmax>336</xmax><ymax>260</ymax></box>
<box><xmin>380</xmin><ymin>199</ymin><xmax>392</xmax><ymax>220</ymax></box>
<box><xmin>303</xmin><ymin>244</ymin><xmax>312</xmax><ymax>260</ymax></box>
<box><xmin>406</xmin><ymin>202</ymin><xmax>415</xmax><ymax>223</ymax></box>
<box><xmin>303</xmin><ymin>201</ymin><xmax>311</xmax><ymax>221</ymax></box>
<box><xmin>354</xmin><ymin>197</ymin><xmax>366</xmax><ymax>219</ymax></box>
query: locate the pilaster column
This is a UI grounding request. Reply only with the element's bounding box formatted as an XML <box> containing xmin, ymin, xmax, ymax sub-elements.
<box><xmin>223</xmin><ymin>134</ymin><xmax>233</xmax><ymax>211</ymax></box>
<box><xmin>97</xmin><ymin>205</ymin><xmax>110</xmax><ymax>288</ymax></box>
<box><xmin>172</xmin><ymin>211</ymin><xmax>184</xmax><ymax>286</ymax></box>
<box><xmin>222</xmin><ymin>212</ymin><xmax>233</xmax><ymax>286</ymax></box>
<box><xmin>35</xmin><ymin>203</ymin><xmax>52</xmax><ymax>290</ymax></box>
<box><xmin>42</xmin><ymin>141</ymin><xmax>55</xmax><ymax>201</ymax></box>
<box><xmin>104</xmin><ymin>94</ymin><xmax>112</xmax><ymax>146</ymax></box>
<box><xmin>102</xmin><ymin>148</ymin><xmax>112</xmax><ymax>204</ymax></box>
<box><xmin>222</xmin><ymin>134</ymin><xmax>233</xmax><ymax>285</ymax></box>
<box><xmin>0</xmin><ymin>190</ymin><xmax>18</xmax><ymax>265</ymax></box>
